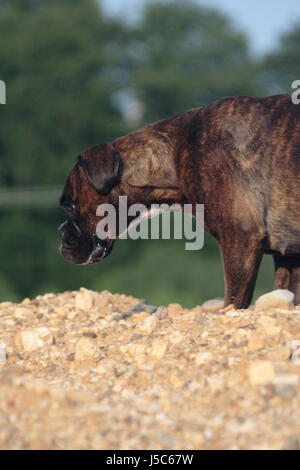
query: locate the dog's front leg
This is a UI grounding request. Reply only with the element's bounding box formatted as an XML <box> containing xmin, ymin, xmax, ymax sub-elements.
<box><xmin>219</xmin><ymin>234</ymin><xmax>264</xmax><ymax>309</ymax></box>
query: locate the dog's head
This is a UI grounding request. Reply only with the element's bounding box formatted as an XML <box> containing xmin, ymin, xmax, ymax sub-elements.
<box><xmin>58</xmin><ymin>143</ymin><xmax>121</xmax><ymax>265</ymax></box>
<box><xmin>59</xmin><ymin>134</ymin><xmax>181</xmax><ymax>265</ymax></box>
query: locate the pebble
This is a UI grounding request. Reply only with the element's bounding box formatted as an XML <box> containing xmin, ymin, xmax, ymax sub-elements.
<box><xmin>169</xmin><ymin>331</ymin><xmax>183</xmax><ymax>344</ymax></box>
<box><xmin>136</xmin><ymin>315</ymin><xmax>158</xmax><ymax>335</ymax></box>
<box><xmin>128</xmin><ymin>342</ymin><xmax>147</xmax><ymax>358</ymax></box>
<box><xmin>291</xmin><ymin>348</ymin><xmax>300</xmax><ymax>365</ymax></box>
<box><xmin>268</xmin><ymin>347</ymin><xmax>291</xmax><ymax>362</ymax></box>
<box><xmin>75</xmin><ymin>290</ymin><xmax>93</xmax><ymax>312</ymax></box>
<box><xmin>274</xmin><ymin>385</ymin><xmax>296</xmax><ymax>400</ymax></box>
<box><xmin>74</xmin><ymin>337</ymin><xmax>97</xmax><ymax>361</ymax></box>
<box><xmin>155</xmin><ymin>307</ymin><xmax>168</xmax><ymax>320</ymax></box>
<box><xmin>247</xmin><ymin>337</ymin><xmax>265</xmax><ymax>351</ymax></box>
<box><xmin>195</xmin><ymin>351</ymin><xmax>212</xmax><ymax>366</ymax></box>
<box><xmin>202</xmin><ymin>298</ymin><xmax>224</xmax><ymax>313</ymax></box>
<box><xmin>150</xmin><ymin>339</ymin><xmax>168</xmax><ymax>359</ymax></box>
<box><xmin>143</xmin><ymin>305</ymin><xmax>158</xmax><ymax>314</ymax></box>
<box><xmin>248</xmin><ymin>361</ymin><xmax>275</xmax><ymax>385</ymax></box>
<box><xmin>255</xmin><ymin>290</ymin><xmax>294</xmax><ymax>313</ymax></box>
<box><xmin>15</xmin><ymin>327</ymin><xmax>54</xmax><ymax>352</ymax></box>
<box><xmin>272</xmin><ymin>374</ymin><xmax>299</xmax><ymax>386</ymax></box>
<box><xmin>256</xmin><ymin>316</ymin><xmax>282</xmax><ymax>336</ymax></box>
<box><xmin>14</xmin><ymin>308</ymin><xmax>33</xmax><ymax>320</ymax></box>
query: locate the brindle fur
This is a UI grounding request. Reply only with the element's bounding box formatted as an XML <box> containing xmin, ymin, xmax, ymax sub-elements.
<box><xmin>59</xmin><ymin>94</ymin><xmax>300</xmax><ymax>309</ymax></box>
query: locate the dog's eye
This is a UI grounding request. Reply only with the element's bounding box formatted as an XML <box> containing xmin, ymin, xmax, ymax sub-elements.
<box><xmin>63</xmin><ymin>202</ymin><xmax>76</xmax><ymax>216</ymax></box>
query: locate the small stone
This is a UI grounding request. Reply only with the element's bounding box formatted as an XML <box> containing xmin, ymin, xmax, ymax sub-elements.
<box><xmin>82</xmin><ymin>331</ymin><xmax>97</xmax><ymax>338</ymax></box>
<box><xmin>128</xmin><ymin>342</ymin><xmax>147</xmax><ymax>358</ymax></box>
<box><xmin>150</xmin><ymin>339</ymin><xmax>168</xmax><ymax>359</ymax></box>
<box><xmin>14</xmin><ymin>307</ymin><xmax>33</xmax><ymax>320</ymax></box>
<box><xmin>274</xmin><ymin>384</ymin><xmax>296</xmax><ymax>400</ymax></box>
<box><xmin>195</xmin><ymin>351</ymin><xmax>212</xmax><ymax>366</ymax></box>
<box><xmin>273</xmin><ymin>374</ymin><xmax>299</xmax><ymax>386</ymax></box>
<box><xmin>74</xmin><ymin>337</ymin><xmax>97</xmax><ymax>361</ymax></box>
<box><xmin>286</xmin><ymin>437</ymin><xmax>299</xmax><ymax>450</ymax></box>
<box><xmin>155</xmin><ymin>307</ymin><xmax>168</xmax><ymax>320</ymax></box>
<box><xmin>268</xmin><ymin>347</ymin><xmax>291</xmax><ymax>361</ymax></box>
<box><xmin>169</xmin><ymin>373</ymin><xmax>183</xmax><ymax>389</ymax></box>
<box><xmin>169</xmin><ymin>331</ymin><xmax>183</xmax><ymax>344</ymax></box>
<box><xmin>247</xmin><ymin>337</ymin><xmax>265</xmax><ymax>351</ymax></box>
<box><xmin>136</xmin><ymin>356</ymin><xmax>154</xmax><ymax>371</ymax></box>
<box><xmin>66</xmin><ymin>353</ymin><xmax>75</xmax><ymax>361</ymax></box>
<box><xmin>256</xmin><ymin>316</ymin><xmax>282</xmax><ymax>336</ymax></box>
<box><xmin>255</xmin><ymin>290</ymin><xmax>294</xmax><ymax>312</ymax></box>
<box><xmin>67</xmin><ymin>310</ymin><xmax>78</xmax><ymax>320</ymax></box>
<box><xmin>136</xmin><ymin>315</ymin><xmax>158</xmax><ymax>335</ymax></box>
<box><xmin>194</xmin><ymin>312</ymin><xmax>206</xmax><ymax>326</ymax></box>
<box><xmin>75</xmin><ymin>290</ymin><xmax>93</xmax><ymax>312</ymax></box>
<box><xmin>290</xmin><ymin>340</ymin><xmax>300</xmax><ymax>351</ymax></box>
<box><xmin>15</xmin><ymin>327</ymin><xmax>54</xmax><ymax>352</ymax></box>
<box><xmin>202</xmin><ymin>298</ymin><xmax>224</xmax><ymax>313</ymax></box>
<box><xmin>143</xmin><ymin>304</ymin><xmax>158</xmax><ymax>314</ymax></box>
<box><xmin>291</xmin><ymin>348</ymin><xmax>300</xmax><ymax>365</ymax></box>
<box><xmin>131</xmin><ymin>303</ymin><xmax>144</xmax><ymax>313</ymax></box>
<box><xmin>248</xmin><ymin>361</ymin><xmax>275</xmax><ymax>385</ymax></box>
<box><xmin>96</xmin><ymin>359</ymin><xmax>115</xmax><ymax>375</ymax></box>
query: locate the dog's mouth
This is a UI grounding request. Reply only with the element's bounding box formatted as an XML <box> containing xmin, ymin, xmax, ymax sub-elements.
<box><xmin>83</xmin><ymin>236</ymin><xmax>113</xmax><ymax>265</ymax></box>
<box><xmin>58</xmin><ymin>221</ymin><xmax>114</xmax><ymax>265</ymax></box>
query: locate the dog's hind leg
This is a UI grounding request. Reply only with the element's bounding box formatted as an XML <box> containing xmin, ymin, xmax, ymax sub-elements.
<box><xmin>274</xmin><ymin>255</ymin><xmax>300</xmax><ymax>305</ymax></box>
<box><xmin>219</xmin><ymin>234</ymin><xmax>264</xmax><ymax>309</ymax></box>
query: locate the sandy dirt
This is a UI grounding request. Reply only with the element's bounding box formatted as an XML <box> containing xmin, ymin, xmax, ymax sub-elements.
<box><xmin>0</xmin><ymin>288</ymin><xmax>299</xmax><ymax>450</ymax></box>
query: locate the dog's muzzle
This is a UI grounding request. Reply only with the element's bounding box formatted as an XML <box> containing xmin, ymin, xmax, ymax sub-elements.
<box><xmin>58</xmin><ymin>220</ymin><xmax>112</xmax><ymax>265</ymax></box>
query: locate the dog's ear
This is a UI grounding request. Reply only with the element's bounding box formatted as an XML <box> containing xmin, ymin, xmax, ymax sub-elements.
<box><xmin>78</xmin><ymin>143</ymin><xmax>121</xmax><ymax>194</ymax></box>
<box><xmin>123</xmin><ymin>141</ymin><xmax>179</xmax><ymax>189</ymax></box>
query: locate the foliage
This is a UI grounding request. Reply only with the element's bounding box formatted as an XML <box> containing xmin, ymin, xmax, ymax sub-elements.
<box><xmin>0</xmin><ymin>0</ymin><xmax>296</xmax><ymax>306</ymax></box>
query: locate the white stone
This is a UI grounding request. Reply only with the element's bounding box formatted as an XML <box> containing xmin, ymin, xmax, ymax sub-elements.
<box><xmin>15</xmin><ymin>327</ymin><xmax>54</xmax><ymax>352</ymax></box>
<box><xmin>150</xmin><ymin>339</ymin><xmax>168</xmax><ymax>359</ymax></box>
<box><xmin>75</xmin><ymin>337</ymin><xmax>97</xmax><ymax>361</ymax></box>
<box><xmin>248</xmin><ymin>361</ymin><xmax>275</xmax><ymax>385</ymax></box>
<box><xmin>169</xmin><ymin>331</ymin><xmax>183</xmax><ymax>344</ymax></box>
<box><xmin>272</xmin><ymin>374</ymin><xmax>299</xmax><ymax>386</ymax></box>
<box><xmin>136</xmin><ymin>315</ymin><xmax>158</xmax><ymax>335</ymax></box>
<box><xmin>255</xmin><ymin>290</ymin><xmax>294</xmax><ymax>312</ymax></box>
<box><xmin>202</xmin><ymin>298</ymin><xmax>224</xmax><ymax>313</ymax></box>
<box><xmin>75</xmin><ymin>290</ymin><xmax>93</xmax><ymax>312</ymax></box>
<box><xmin>195</xmin><ymin>351</ymin><xmax>212</xmax><ymax>366</ymax></box>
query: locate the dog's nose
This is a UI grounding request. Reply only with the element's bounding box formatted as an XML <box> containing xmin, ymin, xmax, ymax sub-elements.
<box><xmin>58</xmin><ymin>222</ymin><xmax>69</xmax><ymax>242</ymax></box>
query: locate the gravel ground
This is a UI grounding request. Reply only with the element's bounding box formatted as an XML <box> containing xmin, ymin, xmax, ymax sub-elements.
<box><xmin>0</xmin><ymin>288</ymin><xmax>299</xmax><ymax>450</ymax></box>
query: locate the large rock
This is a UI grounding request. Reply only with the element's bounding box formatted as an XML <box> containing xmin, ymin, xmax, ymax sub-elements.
<box><xmin>255</xmin><ymin>290</ymin><xmax>294</xmax><ymax>312</ymax></box>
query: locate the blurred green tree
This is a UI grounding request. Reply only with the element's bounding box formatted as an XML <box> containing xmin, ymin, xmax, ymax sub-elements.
<box><xmin>260</xmin><ymin>21</ymin><xmax>300</xmax><ymax>94</ymax></box>
<box><xmin>121</xmin><ymin>0</ymin><xmax>263</xmax><ymax>123</ymax></box>
<box><xmin>0</xmin><ymin>0</ymin><xmax>277</xmax><ymax>306</ymax></box>
<box><xmin>0</xmin><ymin>0</ymin><xmax>129</xmax><ymax>300</ymax></box>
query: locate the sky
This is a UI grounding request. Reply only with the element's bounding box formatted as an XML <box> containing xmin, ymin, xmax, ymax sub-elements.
<box><xmin>101</xmin><ymin>0</ymin><xmax>300</xmax><ymax>55</ymax></box>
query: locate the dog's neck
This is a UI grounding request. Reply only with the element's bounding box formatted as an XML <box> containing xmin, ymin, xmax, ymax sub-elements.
<box><xmin>113</xmin><ymin>110</ymin><xmax>197</xmax><ymax>209</ymax></box>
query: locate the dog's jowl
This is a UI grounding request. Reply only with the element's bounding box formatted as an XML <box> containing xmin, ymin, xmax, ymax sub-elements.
<box><xmin>58</xmin><ymin>94</ymin><xmax>300</xmax><ymax>309</ymax></box>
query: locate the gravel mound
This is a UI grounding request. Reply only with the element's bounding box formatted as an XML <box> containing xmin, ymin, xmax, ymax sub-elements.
<box><xmin>0</xmin><ymin>288</ymin><xmax>299</xmax><ymax>450</ymax></box>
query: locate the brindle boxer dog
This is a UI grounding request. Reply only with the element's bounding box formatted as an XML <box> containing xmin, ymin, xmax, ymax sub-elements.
<box><xmin>58</xmin><ymin>94</ymin><xmax>300</xmax><ymax>309</ymax></box>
